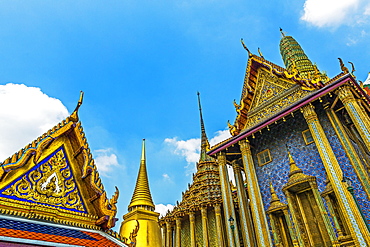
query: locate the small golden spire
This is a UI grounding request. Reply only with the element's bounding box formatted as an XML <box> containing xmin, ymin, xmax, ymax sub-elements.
<box><xmin>128</xmin><ymin>139</ymin><xmax>155</xmax><ymax>211</ymax></box>
<box><xmin>269</xmin><ymin>183</ymin><xmax>280</xmax><ymax>203</ymax></box>
<box><xmin>288</xmin><ymin>150</ymin><xmax>302</xmax><ymax>177</ymax></box>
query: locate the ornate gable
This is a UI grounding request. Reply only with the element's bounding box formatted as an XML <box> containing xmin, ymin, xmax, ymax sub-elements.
<box><xmin>0</xmin><ymin>146</ymin><xmax>87</xmax><ymax>213</ymax></box>
<box><xmin>229</xmin><ymin>55</ymin><xmax>322</xmax><ymax>136</ymax></box>
<box><xmin>0</xmin><ymin>97</ymin><xmax>119</xmax><ymax>231</ymax></box>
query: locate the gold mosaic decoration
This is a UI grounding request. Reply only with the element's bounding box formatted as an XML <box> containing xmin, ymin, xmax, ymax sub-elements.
<box><xmin>0</xmin><ymin>148</ymin><xmax>86</xmax><ymax>212</ymax></box>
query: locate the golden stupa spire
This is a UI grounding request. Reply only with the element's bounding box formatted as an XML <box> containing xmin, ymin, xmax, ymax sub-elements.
<box><xmin>197</xmin><ymin>92</ymin><xmax>212</xmax><ymax>162</ymax></box>
<box><xmin>288</xmin><ymin>150</ymin><xmax>303</xmax><ymax>178</ymax></box>
<box><xmin>269</xmin><ymin>183</ymin><xmax>280</xmax><ymax>203</ymax></box>
<box><xmin>128</xmin><ymin>139</ymin><xmax>155</xmax><ymax>211</ymax></box>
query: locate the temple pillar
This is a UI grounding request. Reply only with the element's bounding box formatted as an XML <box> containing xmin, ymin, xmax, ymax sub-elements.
<box><xmin>217</xmin><ymin>151</ymin><xmax>241</xmax><ymax>247</ymax></box>
<box><xmin>166</xmin><ymin>221</ymin><xmax>173</xmax><ymax>247</ymax></box>
<box><xmin>189</xmin><ymin>212</ymin><xmax>196</xmax><ymax>247</ymax></box>
<box><xmin>231</xmin><ymin>160</ymin><xmax>255</xmax><ymax>246</ymax></box>
<box><xmin>239</xmin><ymin>139</ymin><xmax>273</xmax><ymax>246</ymax></box>
<box><xmin>214</xmin><ymin>204</ymin><xmax>225</xmax><ymax>247</ymax></box>
<box><xmin>175</xmin><ymin>217</ymin><xmax>181</xmax><ymax>247</ymax></box>
<box><xmin>325</xmin><ymin>102</ymin><xmax>370</xmax><ymax>199</ymax></box>
<box><xmin>161</xmin><ymin>223</ymin><xmax>166</xmax><ymax>247</ymax></box>
<box><xmin>201</xmin><ymin>207</ymin><xmax>209</xmax><ymax>247</ymax></box>
<box><xmin>337</xmin><ymin>85</ymin><xmax>370</xmax><ymax>152</ymax></box>
<box><xmin>301</xmin><ymin>103</ymin><xmax>370</xmax><ymax>246</ymax></box>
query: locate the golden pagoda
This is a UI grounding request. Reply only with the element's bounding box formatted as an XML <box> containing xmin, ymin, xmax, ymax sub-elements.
<box><xmin>119</xmin><ymin>139</ymin><xmax>162</xmax><ymax>247</ymax></box>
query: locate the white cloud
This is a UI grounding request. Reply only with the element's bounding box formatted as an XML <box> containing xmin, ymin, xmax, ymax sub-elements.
<box><xmin>301</xmin><ymin>0</ymin><xmax>360</xmax><ymax>27</ymax></box>
<box><xmin>365</xmin><ymin>4</ymin><xmax>370</xmax><ymax>15</ymax></box>
<box><xmin>209</xmin><ymin>129</ymin><xmax>231</xmax><ymax>146</ymax></box>
<box><xmin>155</xmin><ymin>203</ymin><xmax>174</xmax><ymax>217</ymax></box>
<box><xmin>94</xmin><ymin>148</ymin><xmax>120</xmax><ymax>177</ymax></box>
<box><xmin>165</xmin><ymin>129</ymin><xmax>231</xmax><ymax>175</ymax></box>
<box><xmin>0</xmin><ymin>83</ymin><xmax>69</xmax><ymax>161</ymax></box>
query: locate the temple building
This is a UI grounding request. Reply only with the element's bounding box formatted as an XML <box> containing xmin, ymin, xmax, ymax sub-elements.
<box><xmin>162</xmin><ymin>31</ymin><xmax>370</xmax><ymax>247</ymax></box>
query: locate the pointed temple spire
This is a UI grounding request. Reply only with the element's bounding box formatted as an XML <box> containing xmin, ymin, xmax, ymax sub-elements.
<box><xmin>279</xmin><ymin>32</ymin><xmax>316</xmax><ymax>79</ymax></box>
<box><xmin>128</xmin><ymin>139</ymin><xmax>155</xmax><ymax>211</ymax></box>
<box><xmin>287</xmin><ymin>150</ymin><xmax>303</xmax><ymax>178</ymax></box>
<box><xmin>197</xmin><ymin>92</ymin><xmax>211</xmax><ymax>162</ymax></box>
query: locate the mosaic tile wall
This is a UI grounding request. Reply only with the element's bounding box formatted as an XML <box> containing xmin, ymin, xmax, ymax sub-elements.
<box><xmin>319</xmin><ymin>106</ymin><xmax>370</xmax><ymax>224</ymax></box>
<box><xmin>250</xmin><ymin>111</ymin><xmax>327</xmax><ymax>208</ymax></box>
<box><xmin>249</xmin><ymin>103</ymin><xmax>370</xmax><ymax>225</ymax></box>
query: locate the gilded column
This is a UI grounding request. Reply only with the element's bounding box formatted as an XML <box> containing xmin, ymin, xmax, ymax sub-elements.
<box><xmin>189</xmin><ymin>212</ymin><xmax>196</xmax><ymax>247</ymax></box>
<box><xmin>166</xmin><ymin>221</ymin><xmax>173</xmax><ymax>247</ymax></box>
<box><xmin>201</xmin><ymin>207</ymin><xmax>209</xmax><ymax>247</ymax></box>
<box><xmin>337</xmin><ymin>85</ymin><xmax>370</xmax><ymax>151</ymax></box>
<box><xmin>214</xmin><ymin>204</ymin><xmax>225</xmax><ymax>247</ymax></box>
<box><xmin>239</xmin><ymin>139</ymin><xmax>273</xmax><ymax>246</ymax></box>
<box><xmin>282</xmin><ymin>208</ymin><xmax>299</xmax><ymax>247</ymax></box>
<box><xmin>175</xmin><ymin>217</ymin><xmax>181</xmax><ymax>247</ymax></box>
<box><xmin>231</xmin><ymin>160</ymin><xmax>254</xmax><ymax>246</ymax></box>
<box><xmin>301</xmin><ymin>103</ymin><xmax>370</xmax><ymax>246</ymax></box>
<box><xmin>325</xmin><ymin>103</ymin><xmax>370</xmax><ymax>199</ymax></box>
<box><xmin>217</xmin><ymin>152</ymin><xmax>241</xmax><ymax>247</ymax></box>
<box><xmin>161</xmin><ymin>223</ymin><xmax>167</xmax><ymax>247</ymax></box>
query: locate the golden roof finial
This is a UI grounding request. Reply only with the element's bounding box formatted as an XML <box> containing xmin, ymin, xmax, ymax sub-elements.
<box><xmin>70</xmin><ymin>91</ymin><xmax>84</xmax><ymax>122</ymax></box>
<box><xmin>240</xmin><ymin>38</ymin><xmax>251</xmax><ymax>55</ymax></box>
<box><xmin>280</xmin><ymin>27</ymin><xmax>285</xmax><ymax>37</ymax></box>
<box><xmin>338</xmin><ymin>58</ymin><xmax>349</xmax><ymax>74</ymax></box>
<box><xmin>258</xmin><ymin>47</ymin><xmax>264</xmax><ymax>59</ymax></box>
<box><xmin>128</xmin><ymin>139</ymin><xmax>155</xmax><ymax>211</ymax></box>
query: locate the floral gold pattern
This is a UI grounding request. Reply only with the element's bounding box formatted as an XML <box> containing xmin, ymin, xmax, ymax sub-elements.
<box><xmin>0</xmin><ymin>147</ymin><xmax>86</xmax><ymax>213</ymax></box>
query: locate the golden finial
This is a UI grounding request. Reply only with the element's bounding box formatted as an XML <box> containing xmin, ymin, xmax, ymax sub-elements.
<box><xmin>70</xmin><ymin>91</ymin><xmax>84</xmax><ymax>122</ymax></box>
<box><xmin>240</xmin><ymin>38</ymin><xmax>251</xmax><ymax>54</ymax></box>
<box><xmin>141</xmin><ymin>138</ymin><xmax>146</xmax><ymax>161</ymax></box>
<box><xmin>279</xmin><ymin>27</ymin><xmax>285</xmax><ymax>37</ymax></box>
<box><xmin>348</xmin><ymin>61</ymin><xmax>356</xmax><ymax>79</ymax></box>
<box><xmin>258</xmin><ymin>47</ymin><xmax>264</xmax><ymax>59</ymax></box>
<box><xmin>338</xmin><ymin>58</ymin><xmax>349</xmax><ymax>74</ymax></box>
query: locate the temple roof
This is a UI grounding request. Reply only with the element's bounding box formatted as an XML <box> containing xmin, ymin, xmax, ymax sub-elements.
<box><xmin>0</xmin><ymin>94</ymin><xmax>120</xmax><ymax>231</ymax></box>
<box><xmin>128</xmin><ymin>139</ymin><xmax>155</xmax><ymax>211</ymax></box>
<box><xmin>0</xmin><ymin>215</ymin><xmax>127</xmax><ymax>247</ymax></box>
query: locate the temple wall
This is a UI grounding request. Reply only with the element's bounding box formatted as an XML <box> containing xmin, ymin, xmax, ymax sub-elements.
<box><xmin>250</xmin><ymin>103</ymin><xmax>370</xmax><ymax>225</ymax></box>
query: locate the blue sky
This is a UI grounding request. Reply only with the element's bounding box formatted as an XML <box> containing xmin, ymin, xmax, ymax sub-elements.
<box><xmin>0</xmin><ymin>0</ymin><xmax>369</xmax><ymax>232</ymax></box>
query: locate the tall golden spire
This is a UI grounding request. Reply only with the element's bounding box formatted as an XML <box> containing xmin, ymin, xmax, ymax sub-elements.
<box><xmin>197</xmin><ymin>92</ymin><xmax>211</xmax><ymax>162</ymax></box>
<box><xmin>128</xmin><ymin>139</ymin><xmax>155</xmax><ymax>211</ymax></box>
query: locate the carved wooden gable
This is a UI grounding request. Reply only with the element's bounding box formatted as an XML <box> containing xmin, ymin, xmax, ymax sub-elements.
<box><xmin>0</xmin><ymin>114</ymin><xmax>119</xmax><ymax>231</ymax></box>
<box><xmin>242</xmin><ymin>67</ymin><xmax>312</xmax><ymax>131</ymax></box>
<box><xmin>0</xmin><ymin>146</ymin><xmax>87</xmax><ymax>213</ymax></box>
